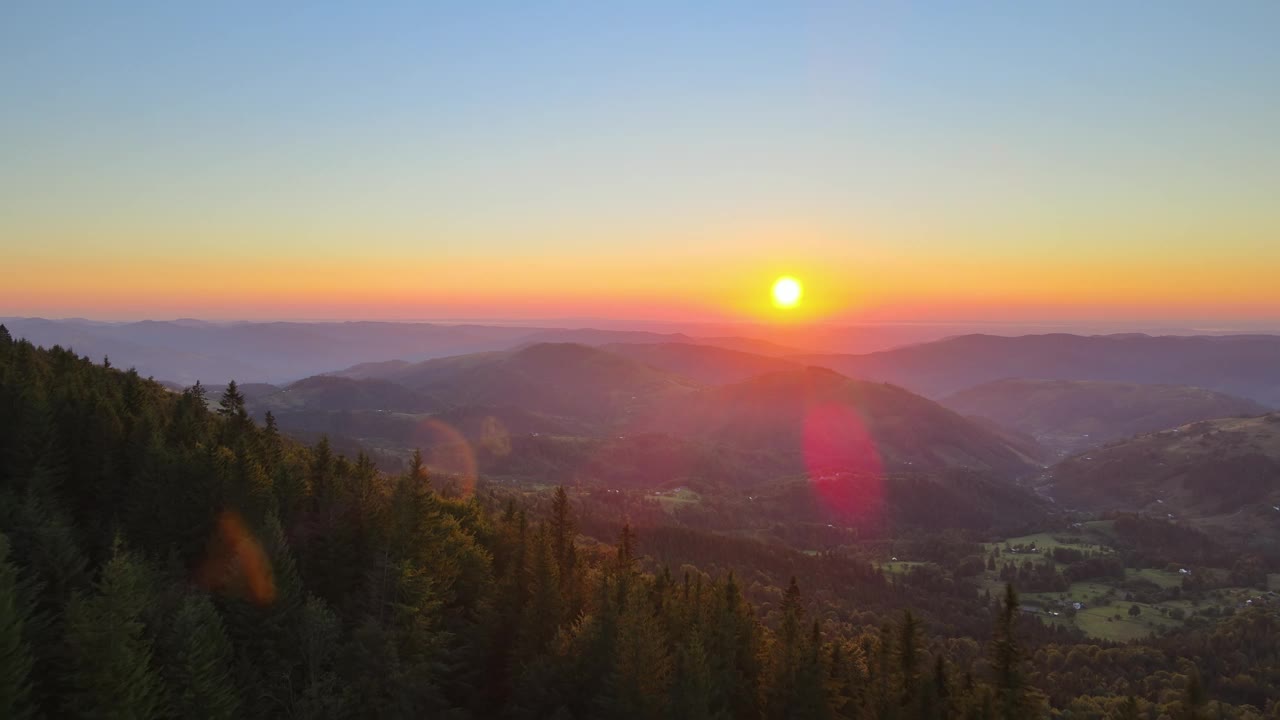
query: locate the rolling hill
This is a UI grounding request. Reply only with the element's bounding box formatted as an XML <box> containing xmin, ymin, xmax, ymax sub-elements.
<box><xmin>643</xmin><ymin>366</ymin><xmax>1045</xmax><ymax>479</ymax></box>
<box><xmin>942</xmin><ymin>379</ymin><xmax>1269</xmax><ymax>453</ymax></box>
<box><xmin>1044</xmin><ymin>414</ymin><xmax>1280</xmax><ymax>545</ymax></box>
<box><xmin>254</xmin><ymin>375</ymin><xmax>441</xmax><ymax>413</ymax></box>
<box><xmin>797</xmin><ymin>333</ymin><xmax>1280</xmax><ymax>405</ymax></box>
<box><xmin>602</xmin><ymin>342</ymin><xmax>800</xmax><ymax>385</ymax></box>
<box><xmin>376</xmin><ymin>343</ymin><xmax>701</xmax><ymax>425</ymax></box>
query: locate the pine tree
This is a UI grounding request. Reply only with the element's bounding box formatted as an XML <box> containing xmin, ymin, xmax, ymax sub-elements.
<box><xmin>517</xmin><ymin>523</ymin><xmax>564</xmax><ymax>659</ymax></box>
<box><xmin>189</xmin><ymin>380</ymin><xmax>207</xmax><ymax>405</ymax></box>
<box><xmin>924</xmin><ymin>654</ymin><xmax>951</xmax><ymax>720</ymax></box>
<box><xmin>617</xmin><ymin>523</ymin><xmax>636</xmax><ymax>574</ymax></box>
<box><xmin>670</xmin><ymin>628</ymin><xmax>714</xmax><ymax>720</ymax></box>
<box><xmin>408</xmin><ymin>448</ymin><xmax>428</xmax><ymax>487</ymax></box>
<box><xmin>991</xmin><ymin>583</ymin><xmax>1031</xmax><ymax>720</ymax></box>
<box><xmin>0</xmin><ymin>534</ymin><xmax>35</xmax><ymax>720</ymax></box>
<box><xmin>62</xmin><ymin>545</ymin><xmax>164</xmax><ymax>720</ymax></box>
<box><xmin>550</xmin><ymin>488</ymin><xmax>577</xmax><ymax>583</ymax></box>
<box><xmin>295</xmin><ymin>595</ymin><xmax>349</xmax><ymax>718</ymax></box>
<box><xmin>897</xmin><ymin>609</ymin><xmax>923</xmax><ymax>709</ymax></box>
<box><xmin>217</xmin><ymin>381</ymin><xmax>246</xmax><ymax>418</ymax></box>
<box><xmin>1182</xmin><ymin>665</ymin><xmax>1206</xmax><ymax>720</ymax></box>
<box><xmin>605</xmin><ymin>580</ymin><xmax>671</xmax><ymax>720</ymax></box>
<box><xmin>767</xmin><ymin>577</ymin><xmax>809</xmax><ymax>719</ymax></box>
<box><xmin>790</xmin><ymin>621</ymin><xmax>830</xmax><ymax>720</ymax></box>
<box><xmin>157</xmin><ymin>593</ymin><xmax>239</xmax><ymax>720</ymax></box>
<box><xmin>710</xmin><ymin>573</ymin><xmax>762</xmax><ymax>720</ymax></box>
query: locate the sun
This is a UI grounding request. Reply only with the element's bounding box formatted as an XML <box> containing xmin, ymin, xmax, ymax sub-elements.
<box><xmin>772</xmin><ymin>276</ymin><xmax>803</xmax><ymax>308</ymax></box>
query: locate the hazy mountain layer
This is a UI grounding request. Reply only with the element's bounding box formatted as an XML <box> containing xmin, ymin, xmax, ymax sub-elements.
<box><xmin>1044</xmin><ymin>414</ymin><xmax>1280</xmax><ymax>545</ymax></box>
<box><xmin>942</xmin><ymin>378</ymin><xmax>1269</xmax><ymax>453</ymax></box>
<box><xmin>798</xmin><ymin>333</ymin><xmax>1280</xmax><ymax>405</ymax></box>
<box><xmin>643</xmin><ymin>366</ymin><xmax>1044</xmax><ymax>479</ymax></box>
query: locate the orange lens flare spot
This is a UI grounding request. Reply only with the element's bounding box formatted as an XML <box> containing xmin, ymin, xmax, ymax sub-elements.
<box><xmin>413</xmin><ymin>418</ymin><xmax>478</xmax><ymax>498</ymax></box>
<box><xmin>197</xmin><ymin>510</ymin><xmax>277</xmax><ymax>606</ymax></box>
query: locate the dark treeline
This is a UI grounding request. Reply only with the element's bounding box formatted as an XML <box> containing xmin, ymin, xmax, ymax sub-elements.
<box><xmin>1</xmin><ymin>328</ymin><xmax>1277</xmax><ymax>719</ymax></box>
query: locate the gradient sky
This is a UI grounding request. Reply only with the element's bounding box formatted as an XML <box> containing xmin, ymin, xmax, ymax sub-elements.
<box><xmin>3</xmin><ymin>2</ymin><xmax>1278</xmax><ymax>324</ymax></box>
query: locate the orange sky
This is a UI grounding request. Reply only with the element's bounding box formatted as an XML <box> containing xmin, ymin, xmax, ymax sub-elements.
<box><xmin>3</xmin><ymin>4</ymin><xmax>1279</xmax><ymax>324</ymax></box>
<box><xmin>5</xmin><ymin>242</ymin><xmax>1278</xmax><ymax>324</ymax></box>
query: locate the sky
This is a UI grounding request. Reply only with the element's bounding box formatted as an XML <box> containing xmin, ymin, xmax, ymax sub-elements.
<box><xmin>2</xmin><ymin>1</ymin><xmax>1278</xmax><ymax>325</ymax></box>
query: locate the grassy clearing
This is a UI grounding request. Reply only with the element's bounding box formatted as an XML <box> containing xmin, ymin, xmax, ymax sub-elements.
<box><xmin>1073</xmin><ymin>602</ymin><xmax>1180</xmax><ymax>642</ymax></box>
<box><xmin>1127</xmin><ymin>568</ymin><xmax>1183</xmax><ymax>589</ymax></box>
<box><xmin>982</xmin><ymin>531</ymin><xmax>1115</xmax><ymax>561</ymax></box>
<box><xmin>648</xmin><ymin>487</ymin><xmax>701</xmax><ymax>513</ymax></box>
<box><xmin>968</xmin><ymin>525</ymin><xmax>1274</xmax><ymax>642</ymax></box>
<box><xmin>882</xmin><ymin>561</ymin><xmax>927</xmax><ymax>575</ymax></box>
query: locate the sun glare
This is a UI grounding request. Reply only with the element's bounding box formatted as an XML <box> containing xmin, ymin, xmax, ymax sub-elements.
<box><xmin>772</xmin><ymin>276</ymin><xmax>803</xmax><ymax>308</ymax></box>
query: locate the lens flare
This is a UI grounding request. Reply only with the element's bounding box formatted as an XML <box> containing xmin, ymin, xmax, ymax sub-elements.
<box><xmin>197</xmin><ymin>510</ymin><xmax>276</xmax><ymax>606</ymax></box>
<box><xmin>412</xmin><ymin>418</ymin><xmax>478</xmax><ymax>498</ymax></box>
<box><xmin>772</xmin><ymin>276</ymin><xmax>802</xmax><ymax>308</ymax></box>
<box><xmin>802</xmin><ymin>403</ymin><xmax>884</xmax><ymax>523</ymax></box>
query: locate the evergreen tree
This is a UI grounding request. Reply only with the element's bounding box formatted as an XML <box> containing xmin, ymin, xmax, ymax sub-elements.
<box><xmin>710</xmin><ymin>573</ymin><xmax>762</xmax><ymax>720</ymax></box>
<box><xmin>61</xmin><ymin>545</ymin><xmax>163</xmax><ymax>720</ymax></box>
<box><xmin>0</xmin><ymin>534</ymin><xmax>35</xmax><ymax>720</ymax></box>
<box><xmin>925</xmin><ymin>654</ymin><xmax>952</xmax><ymax>720</ymax></box>
<box><xmin>897</xmin><ymin>609</ymin><xmax>923</xmax><ymax>710</ymax></box>
<box><xmin>991</xmin><ymin>583</ymin><xmax>1031</xmax><ymax>720</ymax></box>
<box><xmin>604</xmin><ymin>581</ymin><xmax>671</xmax><ymax>720</ymax></box>
<box><xmin>549</xmin><ymin>486</ymin><xmax>580</xmax><ymax>603</ymax></box>
<box><xmin>189</xmin><ymin>380</ymin><xmax>207</xmax><ymax>405</ymax></box>
<box><xmin>216</xmin><ymin>381</ymin><xmax>246</xmax><ymax>418</ymax></box>
<box><xmin>156</xmin><ymin>593</ymin><xmax>239</xmax><ymax>720</ymax></box>
<box><xmin>295</xmin><ymin>595</ymin><xmax>349</xmax><ymax>718</ymax></box>
<box><xmin>617</xmin><ymin>522</ymin><xmax>636</xmax><ymax>574</ymax></box>
<box><xmin>767</xmin><ymin>577</ymin><xmax>812</xmax><ymax>719</ymax></box>
<box><xmin>670</xmin><ymin>628</ymin><xmax>715</xmax><ymax>720</ymax></box>
<box><xmin>1182</xmin><ymin>665</ymin><xmax>1206</xmax><ymax>720</ymax></box>
<box><xmin>517</xmin><ymin>523</ymin><xmax>564</xmax><ymax>659</ymax></box>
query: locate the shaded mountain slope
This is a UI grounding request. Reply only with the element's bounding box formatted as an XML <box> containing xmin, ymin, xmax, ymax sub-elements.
<box><xmin>382</xmin><ymin>343</ymin><xmax>701</xmax><ymax>425</ymax></box>
<box><xmin>942</xmin><ymin>379</ymin><xmax>1269</xmax><ymax>453</ymax></box>
<box><xmin>1045</xmin><ymin>414</ymin><xmax>1280</xmax><ymax>547</ymax></box>
<box><xmin>643</xmin><ymin>366</ymin><xmax>1044</xmax><ymax>479</ymax></box>
<box><xmin>255</xmin><ymin>375</ymin><xmax>441</xmax><ymax>413</ymax></box>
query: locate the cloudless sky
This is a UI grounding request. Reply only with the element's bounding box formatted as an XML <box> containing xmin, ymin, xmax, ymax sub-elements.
<box><xmin>3</xmin><ymin>2</ymin><xmax>1278</xmax><ymax>323</ymax></box>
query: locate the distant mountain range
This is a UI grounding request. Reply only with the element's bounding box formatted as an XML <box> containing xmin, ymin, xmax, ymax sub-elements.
<box><xmin>0</xmin><ymin>317</ymin><xmax>807</xmax><ymax>385</ymax></box>
<box><xmin>15</xmin><ymin>318</ymin><xmax>1280</xmax><ymax>520</ymax></box>
<box><xmin>9</xmin><ymin>320</ymin><xmax>1280</xmax><ymax>408</ymax></box>
<box><xmin>942</xmin><ymin>378</ymin><xmax>1269</xmax><ymax>453</ymax></box>
<box><xmin>355</xmin><ymin>342</ymin><xmax>700</xmax><ymax>425</ymax></box>
<box><xmin>254</xmin><ymin>343</ymin><xmax>1044</xmax><ymax>485</ymax></box>
<box><xmin>799</xmin><ymin>333</ymin><xmax>1280</xmax><ymax>405</ymax></box>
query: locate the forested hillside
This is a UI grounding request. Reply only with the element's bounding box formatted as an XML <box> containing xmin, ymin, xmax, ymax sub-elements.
<box><xmin>942</xmin><ymin>379</ymin><xmax>1268</xmax><ymax>454</ymax></box>
<box><xmin>1</xmin><ymin>327</ymin><xmax>1277</xmax><ymax>719</ymax></box>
